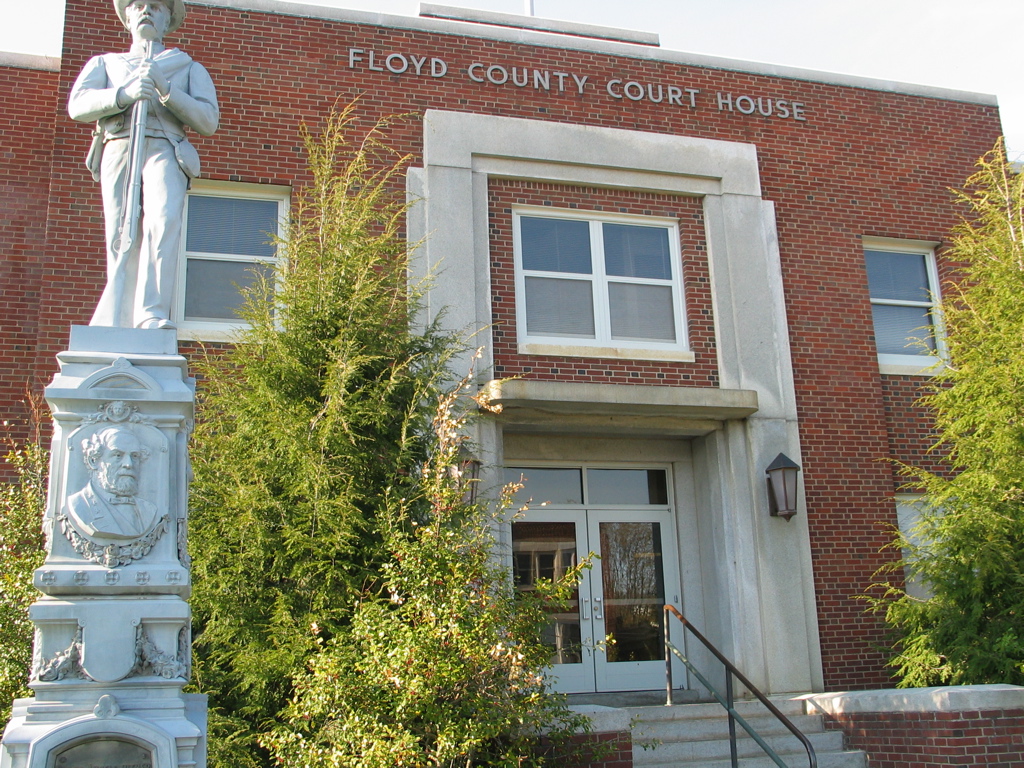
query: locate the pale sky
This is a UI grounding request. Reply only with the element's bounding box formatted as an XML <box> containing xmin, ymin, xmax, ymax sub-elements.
<box><xmin>9</xmin><ymin>0</ymin><xmax>1024</xmax><ymax>159</ymax></box>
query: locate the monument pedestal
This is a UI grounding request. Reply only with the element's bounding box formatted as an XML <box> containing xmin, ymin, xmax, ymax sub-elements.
<box><xmin>2</xmin><ymin>327</ymin><xmax>205</xmax><ymax>768</ymax></box>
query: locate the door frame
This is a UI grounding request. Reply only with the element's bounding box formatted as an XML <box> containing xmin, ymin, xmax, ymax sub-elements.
<box><xmin>507</xmin><ymin>462</ymin><xmax>686</xmax><ymax>694</ymax></box>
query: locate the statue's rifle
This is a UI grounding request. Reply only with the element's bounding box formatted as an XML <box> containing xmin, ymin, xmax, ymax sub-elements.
<box><xmin>110</xmin><ymin>40</ymin><xmax>154</xmax><ymax>321</ymax></box>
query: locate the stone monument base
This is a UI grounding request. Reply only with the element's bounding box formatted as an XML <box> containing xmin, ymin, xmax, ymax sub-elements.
<box><xmin>1</xmin><ymin>326</ymin><xmax>205</xmax><ymax>768</ymax></box>
<box><xmin>1</xmin><ymin>687</ymin><xmax>206</xmax><ymax>768</ymax></box>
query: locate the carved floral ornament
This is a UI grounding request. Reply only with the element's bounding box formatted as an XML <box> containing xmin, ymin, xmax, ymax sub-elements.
<box><xmin>59</xmin><ymin>510</ymin><xmax>169</xmax><ymax>568</ymax></box>
<box><xmin>33</xmin><ymin>626</ymin><xmax>87</xmax><ymax>683</ymax></box>
<box><xmin>32</xmin><ymin>624</ymin><xmax>188</xmax><ymax>683</ymax></box>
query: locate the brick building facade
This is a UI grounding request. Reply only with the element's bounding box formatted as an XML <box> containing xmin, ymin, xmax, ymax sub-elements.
<box><xmin>0</xmin><ymin>0</ymin><xmax>1004</xmax><ymax>698</ymax></box>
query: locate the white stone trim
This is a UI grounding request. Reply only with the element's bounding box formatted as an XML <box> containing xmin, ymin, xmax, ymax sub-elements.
<box><xmin>411</xmin><ymin>109</ymin><xmax>822</xmax><ymax>695</ymax></box>
<box><xmin>419</xmin><ymin>3</ymin><xmax>659</xmax><ymax>47</ymax></box>
<box><xmin>802</xmin><ymin>684</ymin><xmax>1024</xmax><ymax>715</ymax></box>
<box><xmin>0</xmin><ymin>52</ymin><xmax>60</xmax><ymax>71</ymax></box>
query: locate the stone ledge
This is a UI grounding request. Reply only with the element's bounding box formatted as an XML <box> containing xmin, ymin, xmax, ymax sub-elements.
<box><xmin>568</xmin><ymin>704</ymin><xmax>632</xmax><ymax>735</ymax></box>
<box><xmin>0</xmin><ymin>51</ymin><xmax>60</xmax><ymax>71</ymax></box>
<box><xmin>480</xmin><ymin>379</ymin><xmax>758</xmax><ymax>437</ymax></box>
<box><xmin>802</xmin><ymin>684</ymin><xmax>1024</xmax><ymax>715</ymax></box>
<box><xmin>482</xmin><ymin>379</ymin><xmax>758</xmax><ymax>418</ymax></box>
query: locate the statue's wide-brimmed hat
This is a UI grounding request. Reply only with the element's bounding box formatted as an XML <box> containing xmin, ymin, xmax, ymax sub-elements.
<box><xmin>114</xmin><ymin>0</ymin><xmax>186</xmax><ymax>34</ymax></box>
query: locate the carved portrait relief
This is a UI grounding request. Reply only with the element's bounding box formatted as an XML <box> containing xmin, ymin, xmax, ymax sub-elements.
<box><xmin>66</xmin><ymin>426</ymin><xmax>158</xmax><ymax>540</ymax></box>
<box><xmin>58</xmin><ymin>403</ymin><xmax>171</xmax><ymax>567</ymax></box>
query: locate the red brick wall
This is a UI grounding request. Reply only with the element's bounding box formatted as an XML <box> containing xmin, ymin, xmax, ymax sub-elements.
<box><xmin>17</xmin><ymin>0</ymin><xmax>1004</xmax><ymax>688</ymax></box>
<box><xmin>487</xmin><ymin>180</ymin><xmax>717</xmax><ymax>386</ymax></box>
<box><xmin>0</xmin><ymin>63</ymin><xmax>58</xmax><ymax>452</ymax></box>
<box><xmin>825</xmin><ymin>708</ymin><xmax>1024</xmax><ymax>767</ymax></box>
<box><xmin>880</xmin><ymin>375</ymin><xmax>950</xmax><ymax>484</ymax></box>
<box><xmin>542</xmin><ymin>731</ymin><xmax>633</xmax><ymax>768</ymax></box>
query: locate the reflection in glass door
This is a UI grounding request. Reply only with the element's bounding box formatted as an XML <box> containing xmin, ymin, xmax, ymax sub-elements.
<box><xmin>600</xmin><ymin>521</ymin><xmax>665</xmax><ymax>663</ymax></box>
<box><xmin>508</xmin><ymin>466</ymin><xmax>681</xmax><ymax>693</ymax></box>
<box><xmin>512</xmin><ymin>521</ymin><xmax>582</xmax><ymax>665</ymax></box>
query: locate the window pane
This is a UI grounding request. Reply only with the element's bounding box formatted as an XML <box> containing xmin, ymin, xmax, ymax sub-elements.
<box><xmin>504</xmin><ymin>467</ymin><xmax>583</xmax><ymax>505</ymax></box>
<box><xmin>520</xmin><ymin>217</ymin><xmax>592</xmax><ymax>274</ymax></box>
<box><xmin>603</xmin><ymin>223</ymin><xmax>672</xmax><ymax>280</ymax></box>
<box><xmin>865</xmin><ymin>250</ymin><xmax>931</xmax><ymax>303</ymax></box>
<box><xmin>608</xmin><ymin>283</ymin><xmax>675</xmax><ymax>341</ymax></box>
<box><xmin>184</xmin><ymin>258</ymin><xmax>272</xmax><ymax>321</ymax></box>
<box><xmin>588</xmin><ymin>469</ymin><xmax>668</xmax><ymax>505</ymax></box>
<box><xmin>186</xmin><ymin>196</ymin><xmax>279</xmax><ymax>258</ymax></box>
<box><xmin>872</xmin><ymin>304</ymin><xmax>936</xmax><ymax>355</ymax></box>
<box><xmin>600</xmin><ymin>522</ymin><xmax>665</xmax><ymax>663</ymax></box>
<box><xmin>512</xmin><ymin>521</ymin><xmax>582</xmax><ymax>665</ymax></box>
<box><xmin>525</xmin><ymin>277</ymin><xmax>595</xmax><ymax>337</ymax></box>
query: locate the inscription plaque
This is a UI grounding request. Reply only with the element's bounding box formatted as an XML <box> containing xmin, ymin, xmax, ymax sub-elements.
<box><xmin>52</xmin><ymin>738</ymin><xmax>153</xmax><ymax>768</ymax></box>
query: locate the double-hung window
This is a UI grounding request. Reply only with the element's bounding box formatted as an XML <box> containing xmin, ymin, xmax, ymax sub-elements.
<box><xmin>175</xmin><ymin>182</ymin><xmax>289</xmax><ymax>339</ymax></box>
<box><xmin>864</xmin><ymin>238</ymin><xmax>942</xmax><ymax>372</ymax></box>
<box><xmin>513</xmin><ymin>208</ymin><xmax>689</xmax><ymax>359</ymax></box>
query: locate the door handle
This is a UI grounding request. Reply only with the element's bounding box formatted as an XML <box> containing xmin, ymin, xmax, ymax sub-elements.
<box><xmin>581</xmin><ymin>598</ymin><xmax>589</xmax><ymax>621</ymax></box>
<box><xmin>594</xmin><ymin>597</ymin><xmax>603</xmax><ymax>620</ymax></box>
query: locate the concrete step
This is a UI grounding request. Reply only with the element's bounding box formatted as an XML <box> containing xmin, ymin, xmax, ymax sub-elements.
<box><xmin>626</xmin><ymin>696</ymin><xmax>868</xmax><ymax>768</ymax></box>
<box><xmin>633</xmin><ymin>712</ymin><xmax>826</xmax><ymax>742</ymax></box>
<box><xmin>633</xmin><ymin>728</ymin><xmax>843</xmax><ymax>765</ymax></box>
<box><xmin>637</xmin><ymin>751</ymin><xmax>867</xmax><ymax>768</ymax></box>
<box><xmin>624</xmin><ymin>696</ymin><xmax>808</xmax><ymax>723</ymax></box>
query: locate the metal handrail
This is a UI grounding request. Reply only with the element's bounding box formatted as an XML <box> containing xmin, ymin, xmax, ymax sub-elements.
<box><xmin>663</xmin><ymin>604</ymin><xmax>817</xmax><ymax>768</ymax></box>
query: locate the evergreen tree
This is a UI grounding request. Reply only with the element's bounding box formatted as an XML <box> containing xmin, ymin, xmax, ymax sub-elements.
<box><xmin>872</xmin><ymin>140</ymin><xmax>1024</xmax><ymax>687</ymax></box>
<box><xmin>190</xmin><ymin>106</ymin><xmax>584</xmax><ymax>766</ymax></box>
<box><xmin>188</xmin><ymin>106</ymin><xmax>459</xmax><ymax>766</ymax></box>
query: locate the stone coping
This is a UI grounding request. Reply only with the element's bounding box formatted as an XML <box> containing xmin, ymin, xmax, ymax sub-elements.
<box><xmin>800</xmin><ymin>684</ymin><xmax>1024</xmax><ymax>715</ymax></box>
<box><xmin>419</xmin><ymin>3</ymin><xmax>660</xmax><ymax>47</ymax></box>
<box><xmin>0</xmin><ymin>51</ymin><xmax>60</xmax><ymax>71</ymax></box>
<box><xmin>568</xmin><ymin>704</ymin><xmax>632</xmax><ymax>735</ymax></box>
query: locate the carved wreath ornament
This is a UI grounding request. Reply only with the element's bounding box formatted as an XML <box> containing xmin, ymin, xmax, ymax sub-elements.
<box><xmin>59</xmin><ymin>512</ymin><xmax>169</xmax><ymax>567</ymax></box>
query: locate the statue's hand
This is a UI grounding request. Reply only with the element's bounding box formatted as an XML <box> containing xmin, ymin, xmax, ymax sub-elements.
<box><xmin>120</xmin><ymin>67</ymin><xmax>159</xmax><ymax>105</ymax></box>
<box><xmin>142</xmin><ymin>59</ymin><xmax>172</xmax><ymax>101</ymax></box>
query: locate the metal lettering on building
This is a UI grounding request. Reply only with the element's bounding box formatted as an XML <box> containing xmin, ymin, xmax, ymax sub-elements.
<box><xmin>347</xmin><ymin>47</ymin><xmax>809</xmax><ymax>121</ymax></box>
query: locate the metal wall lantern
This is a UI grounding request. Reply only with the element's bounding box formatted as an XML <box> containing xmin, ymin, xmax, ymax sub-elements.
<box><xmin>766</xmin><ymin>453</ymin><xmax>801</xmax><ymax>521</ymax></box>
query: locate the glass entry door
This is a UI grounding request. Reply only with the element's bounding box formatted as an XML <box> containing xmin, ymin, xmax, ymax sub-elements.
<box><xmin>508</xmin><ymin>466</ymin><xmax>682</xmax><ymax>693</ymax></box>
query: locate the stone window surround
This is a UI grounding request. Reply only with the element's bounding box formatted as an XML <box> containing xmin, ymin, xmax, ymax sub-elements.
<box><xmin>409</xmin><ymin>110</ymin><xmax>823</xmax><ymax>695</ymax></box>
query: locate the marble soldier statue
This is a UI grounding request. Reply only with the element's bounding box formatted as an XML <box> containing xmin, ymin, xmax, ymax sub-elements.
<box><xmin>68</xmin><ymin>0</ymin><xmax>219</xmax><ymax>329</ymax></box>
<box><xmin>65</xmin><ymin>426</ymin><xmax>158</xmax><ymax>540</ymax></box>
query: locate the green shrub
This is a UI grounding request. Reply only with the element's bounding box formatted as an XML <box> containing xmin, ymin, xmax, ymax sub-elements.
<box><xmin>0</xmin><ymin>434</ymin><xmax>47</xmax><ymax>723</ymax></box>
<box><xmin>261</xmin><ymin>378</ymin><xmax>588</xmax><ymax>768</ymax></box>
<box><xmin>190</xmin><ymin>105</ymin><xmax>584</xmax><ymax>766</ymax></box>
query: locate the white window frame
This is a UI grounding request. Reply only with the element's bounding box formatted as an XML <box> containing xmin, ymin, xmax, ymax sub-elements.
<box><xmin>864</xmin><ymin>236</ymin><xmax>944</xmax><ymax>376</ymax></box>
<box><xmin>512</xmin><ymin>206</ymin><xmax>693</xmax><ymax>362</ymax></box>
<box><xmin>175</xmin><ymin>180</ymin><xmax>290</xmax><ymax>341</ymax></box>
<box><xmin>895</xmin><ymin>494</ymin><xmax>932</xmax><ymax>600</ymax></box>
